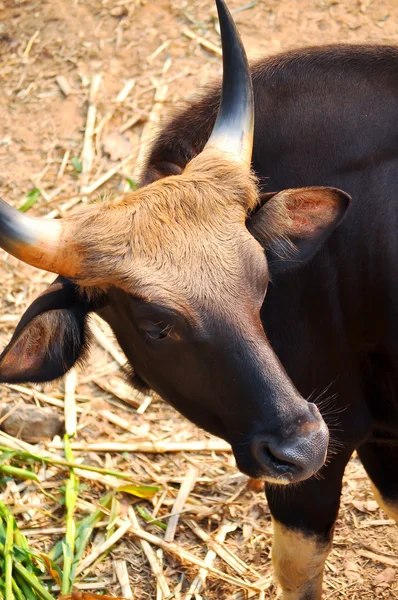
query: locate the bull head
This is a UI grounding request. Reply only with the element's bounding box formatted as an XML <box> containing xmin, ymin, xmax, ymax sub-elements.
<box><xmin>0</xmin><ymin>0</ymin><xmax>350</xmax><ymax>484</ymax></box>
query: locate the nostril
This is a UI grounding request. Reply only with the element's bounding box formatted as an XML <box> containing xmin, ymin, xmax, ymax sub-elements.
<box><xmin>253</xmin><ymin>441</ymin><xmax>297</xmax><ymax>473</ymax></box>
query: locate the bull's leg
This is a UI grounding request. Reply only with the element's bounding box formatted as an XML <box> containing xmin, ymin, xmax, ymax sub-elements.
<box><xmin>265</xmin><ymin>450</ymin><xmax>352</xmax><ymax>600</ymax></box>
<box><xmin>357</xmin><ymin>441</ymin><xmax>398</xmax><ymax>522</ymax></box>
<box><xmin>270</xmin><ymin>519</ymin><xmax>331</xmax><ymax>600</ymax></box>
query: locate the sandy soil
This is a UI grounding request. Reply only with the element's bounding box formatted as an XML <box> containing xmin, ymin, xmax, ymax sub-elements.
<box><xmin>0</xmin><ymin>0</ymin><xmax>397</xmax><ymax>598</ymax></box>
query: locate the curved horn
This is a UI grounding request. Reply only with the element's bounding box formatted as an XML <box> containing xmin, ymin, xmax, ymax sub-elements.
<box><xmin>205</xmin><ymin>0</ymin><xmax>254</xmax><ymax>165</ymax></box>
<box><xmin>0</xmin><ymin>198</ymin><xmax>78</xmax><ymax>277</ymax></box>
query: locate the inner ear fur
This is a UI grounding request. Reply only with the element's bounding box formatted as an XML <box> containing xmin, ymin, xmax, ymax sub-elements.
<box><xmin>0</xmin><ymin>278</ymin><xmax>102</xmax><ymax>384</ymax></box>
<box><xmin>247</xmin><ymin>186</ymin><xmax>351</xmax><ymax>272</ymax></box>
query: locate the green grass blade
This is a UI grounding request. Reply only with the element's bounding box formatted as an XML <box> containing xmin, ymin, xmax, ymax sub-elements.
<box><xmin>0</xmin><ymin>501</ymin><xmax>10</xmax><ymax>520</ymax></box>
<box><xmin>61</xmin><ymin>435</ymin><xmax>78</xmax><ymax>594</ymax></box>
<box><xmin>136</xmin><ymin>504</ymin><xmax>167</xmax><ymax>531</ymax></box>
<box><xmin>4</xmin><ymin>506</ymin><xmax>14</xmax><ymax>600</ymax></box>
<box><xmin>13</xmin><ymin>575</ymin><xmax>38</xmax><ymax>600</ymax></box>
<box><xmin>106</xmin><ymin>495</ymin><xmax>120</xmax><ymax>539</ymax></box>
<box><xmin>13</xmin><ymin>564</ymin><xmax>55</xmax><ymax>600</ymax></box>
<box><xmin>0</xmin><ymin>465</ymin><xmax>39</xmax><ymax>482</ymax></box>
<box><xmin>11</xmin><ymin>578</ymin><xmax>25</xmax><ymax>600</ymax></box>
<box><xmin>13</xmin><ymin>529</ymin><xmax>31</xmax><ymax>556</ymax></box>
<box><xmin>125</xmin><ymin>177</ymin><xmax>138</xmax><ymax>190</ymax></box>
<box><xmin>18</xmin><ymin>188</ymin><xmax>40</xmax><ymax>213</ymax></box>
<box><xmin>70</xmin><ymin>491</ymin><xmax>113</xmax><ymax>579</ymax></box>
<box><xmin>0</xmin><ymin>539</ymin><xmax>51</xmax><ymax>599</ymax></box>
<box><xmin>71</xmin><ymin>157</ymin><xmax>82</xmax><ymax>173</ymax></box>
<box><xmin>0</xmin><ymin>452</ymin><xmax>17</xmax><ymax>466</ymax></box>
<box><xmin>0</xmin><ymin>515</ymin><xmax>6</xmax><ymax>544</ymax></box>
<box><xmin>0</xmin><ymin>444</ymin><xmax>145</xmax><ymax>482</ymax></box>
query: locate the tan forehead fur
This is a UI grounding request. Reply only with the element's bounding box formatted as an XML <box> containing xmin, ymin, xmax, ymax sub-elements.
<box><xmin>67</xmin><ymin>150</ymin><xmax>260</xmax><ymax>298</ymax></box>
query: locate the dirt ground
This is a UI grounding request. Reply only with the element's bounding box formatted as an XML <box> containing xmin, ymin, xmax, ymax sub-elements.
<box><xmin>0</xmin><ymin>0</ymin><xmax>397</xmax><ymax>598</ymax></box>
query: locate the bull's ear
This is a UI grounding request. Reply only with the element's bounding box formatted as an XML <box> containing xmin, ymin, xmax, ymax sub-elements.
<box><xmin>247</xmin><ymin>186</ymin><xmax>351</xmax><ymax>274</ymax></box>
<box><xmin>0</xmin><ymin>277</ymin><xmax>103</xmax><ymax>384</ymax></box>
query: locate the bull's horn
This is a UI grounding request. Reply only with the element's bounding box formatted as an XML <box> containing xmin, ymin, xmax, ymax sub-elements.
<box><xmin>205</xmin><ymin>0</ymin><xmax>254</xmax><ymax>165</ymax></box>
<box><xmin>0</xmin><ymin>198</ymin><xmax>78</xmax><ymax>277</ymax></box>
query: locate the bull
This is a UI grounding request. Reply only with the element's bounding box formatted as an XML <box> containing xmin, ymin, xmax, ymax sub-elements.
<box><xmin>0</xmin><ymin>0</ymin><xmax>397</xmax><ymax>598</ymax></box>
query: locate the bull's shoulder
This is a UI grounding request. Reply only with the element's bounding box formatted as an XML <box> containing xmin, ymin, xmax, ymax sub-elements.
<box><xmin>141</xmin><ymin>44</ymin><xmax>398</xmax><ymax>186</ymax></box>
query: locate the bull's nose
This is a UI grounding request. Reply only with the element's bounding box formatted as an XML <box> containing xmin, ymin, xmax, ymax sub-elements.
<box><xmin>251</xmin><ymin>406</ymin><xmax>329</xmax><ymax>484</ymax></box>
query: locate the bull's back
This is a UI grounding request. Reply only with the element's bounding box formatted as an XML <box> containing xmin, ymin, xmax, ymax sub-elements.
<box><xmin>143</xmin><ymin>44</ymin><xmax>398</xmax><ymax>195</ymax></box>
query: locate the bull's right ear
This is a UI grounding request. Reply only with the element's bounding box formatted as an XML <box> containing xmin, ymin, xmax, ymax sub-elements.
<box><xmin>0</xmin><ymin>277</ymin><xmax>104</xmax><ymax>384</ymax></box>
<box><xmin>247</xmin><ymin>186</ymin><xmax>351</xmax><ymax>274</ymax></box>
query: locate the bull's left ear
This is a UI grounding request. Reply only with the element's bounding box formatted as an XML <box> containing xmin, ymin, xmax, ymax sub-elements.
<box><xmin>0</xmin><ymin>277</ymin><xmax>105</xmax><ymax>384</ymax></box>
<box><xmin>247</xmin><ymin>186</ymin><xmax>351</xmax><ymax>274</ymax></box>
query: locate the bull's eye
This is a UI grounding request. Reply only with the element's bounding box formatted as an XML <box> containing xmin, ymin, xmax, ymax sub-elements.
<box><xmin>140</xmin><ymin>320</ymin><xmax>173</xmax><ymax>341</ymax></box>
<box><xmin>131</xmin><ymin>299</ymin><xmax>184</xmax><ymax>343</ymax></box>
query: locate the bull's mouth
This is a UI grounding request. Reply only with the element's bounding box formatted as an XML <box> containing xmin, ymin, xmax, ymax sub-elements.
<box><xmin>233</xmin><ymin>448</ymin><xmax>325</xmax><ymax>485</ymax></box>
<box><xmin>233</xmin><ymin>446</ymin><xmax>298</xmax><ymax>484</ymax></box>
<box><xmin>254</xmin><ymin>443</ymin><xmax>297</xmax><ymax>483</ymax></box>
<box><xmin>231</xmin><ymin>417</ymin><xmax>330</xmax><ymax>485</ymax></box>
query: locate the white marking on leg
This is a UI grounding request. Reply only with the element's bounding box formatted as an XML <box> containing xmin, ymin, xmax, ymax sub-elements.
<box><xmin>272</xmin><ymin>518</ymin><xmax>331</xmax><ymax>600</ymax></box>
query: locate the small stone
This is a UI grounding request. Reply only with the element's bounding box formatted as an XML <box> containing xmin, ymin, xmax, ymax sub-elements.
<box><xmin>110</xmin><ymin>6</ymin><xmax>128</xmax><ymax>17</ymax></box>
<box><xmin>0</xmin><ymin>404</ymin><xmax>63</xmax><ymax>442</ymax></box>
